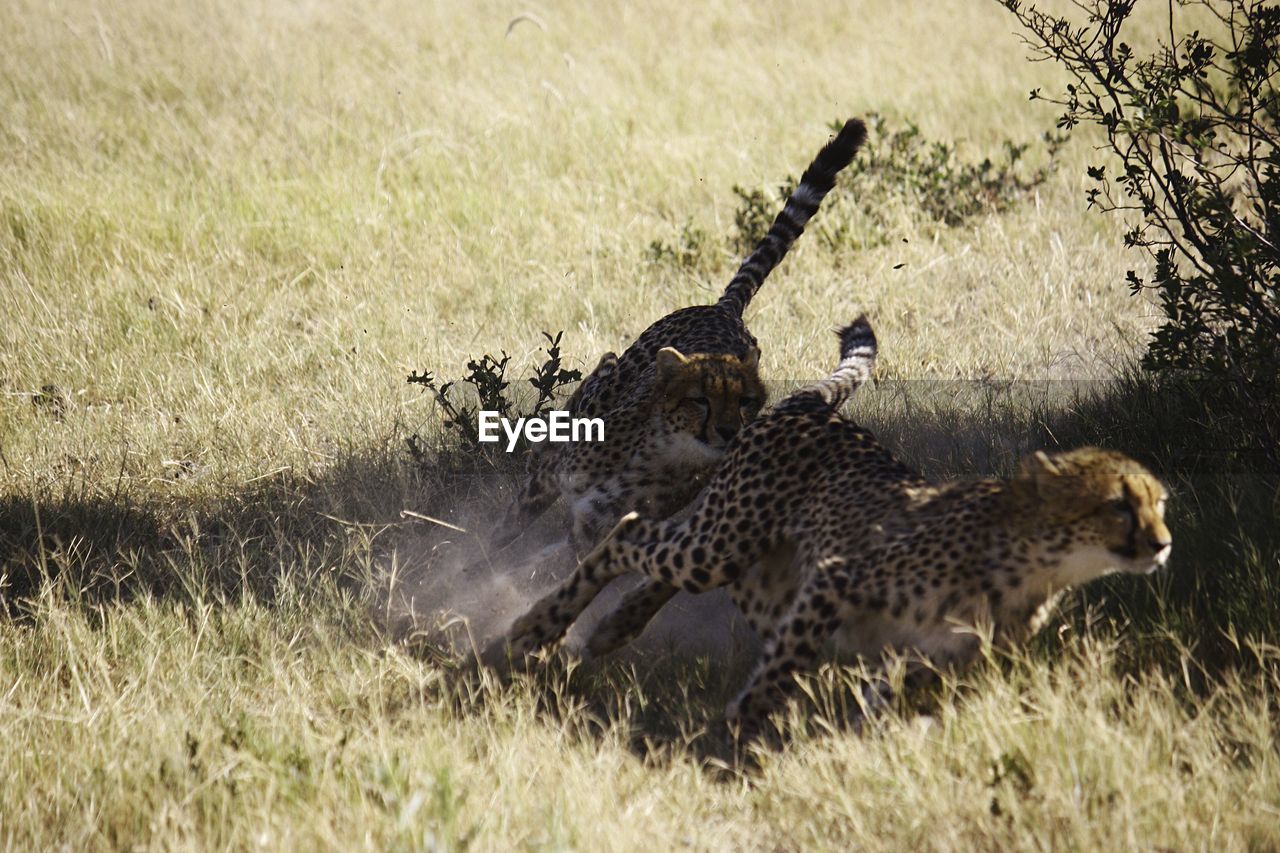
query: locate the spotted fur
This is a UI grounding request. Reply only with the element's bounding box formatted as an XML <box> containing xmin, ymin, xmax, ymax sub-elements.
<box><xmin>491</xmin><ymin>119</ymin><xmax>868</xmax><ymax>556</ymax></box>
<box><xmin>500</xmin><ymin>316</ymin><xmax>1173</xmax><ymax>738</ymax></box>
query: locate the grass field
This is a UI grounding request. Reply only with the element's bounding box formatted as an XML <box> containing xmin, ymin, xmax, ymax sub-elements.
<box><xmin>3</xmin><ymin>0</ymin><xmax>1279</xmax><ymax>848</ymax></box>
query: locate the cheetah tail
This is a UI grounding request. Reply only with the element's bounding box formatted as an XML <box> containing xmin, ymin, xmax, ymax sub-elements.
<box><xmin>717</xmin><ymin>118</ymin><xmax>867</xmax><ymax>317</ymax></box>
<box><xmin>797</xmin><ymin>314</ymin><xmax>877</xmax><ymax>410</ymax></box>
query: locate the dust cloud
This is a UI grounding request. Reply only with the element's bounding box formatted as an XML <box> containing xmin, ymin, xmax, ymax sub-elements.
<box><xmin>374</xmin><ymin>501</ymin><xmax>754</xmax><ymax>667</ymax></box>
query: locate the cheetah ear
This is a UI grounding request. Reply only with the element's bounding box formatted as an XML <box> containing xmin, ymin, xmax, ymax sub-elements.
<box><xmin>1017</xmin><ymin>450</ymin><xmax>1061</xmax><ymax>498</ymax></box>
<box><xmin>1020</xmin><ymin>450</ymin><xmax>1061</xmax><ymax>478</ymax></box>
<box><xmin>1031</xmin><ymin>450</ymin><xmax>1061</xmax><ymax>476</ymax></box>
<box><xmin>655</xmin><ymin>347</ymin><xmax>690</xmax><ymax>382</ymax></box>
<box><xmin>741</xmin><ymin>346</ymin><xmax>760</xmax><ymax>372</ymax></box>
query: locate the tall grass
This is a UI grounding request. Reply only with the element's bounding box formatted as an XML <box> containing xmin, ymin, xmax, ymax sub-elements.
<box><xmin>2</xmin><ymin>0</ymin><xmax>1277</xmax><ymax>848</ymax></box>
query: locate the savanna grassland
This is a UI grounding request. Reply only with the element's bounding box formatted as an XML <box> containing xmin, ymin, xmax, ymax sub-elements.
<box><xmin>2</xmin><ymin>0</ymin><xmax>1279</xmax><ymax>849</ymax></box>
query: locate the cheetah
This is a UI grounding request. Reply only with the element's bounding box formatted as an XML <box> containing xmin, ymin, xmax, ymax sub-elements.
<box><xmin>489</xmin><ymin>118</ymin><xmax>868</xmax><ymax>558</ymax></box>
<box><xmin>499</xmin><ymin>315</ymin><xmax>1173</xmax><ymax>737</ymax></box>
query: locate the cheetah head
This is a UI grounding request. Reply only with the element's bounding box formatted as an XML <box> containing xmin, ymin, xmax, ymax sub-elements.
<box><xmin>1016</xmin><ymin>447</ymin><xmax>1172</xmax><ymax>578</ymax></box>
<box><xmin>652</xmin><ymin>346</ymin><xmax>765</xmax><ymax>451</ymax></box>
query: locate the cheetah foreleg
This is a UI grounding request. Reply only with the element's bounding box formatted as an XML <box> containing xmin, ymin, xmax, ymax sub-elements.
<box><xmin>491</xmin><ymin>452</ymin><xmax>561</xmax><ymax>550</ymax></box>
<box><xmin>568</xmin><ymin>492</ymin><xmax>631</xmax><ymax>559</ymax></box>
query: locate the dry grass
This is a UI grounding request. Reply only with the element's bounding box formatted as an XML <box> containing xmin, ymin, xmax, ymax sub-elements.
<box><xmin>5</xmin><ymin>589</ymin><xmax>1280</xmax><ymax>850</ymax></box>
<box><xmin>2</xmin><ymin>0</ymin><xmax>1278</xmax><ymax>848</ymax></box>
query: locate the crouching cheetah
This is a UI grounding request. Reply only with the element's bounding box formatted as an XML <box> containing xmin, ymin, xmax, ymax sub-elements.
<box><xmin>489</xmin><ymin>119</ymin><xmax>868</xmax><ymax>557</ymax></box>
<box><xmin>499</xmin><ymin>315</ymin><xmax>1173</xmax><ymax>737</ymax></box>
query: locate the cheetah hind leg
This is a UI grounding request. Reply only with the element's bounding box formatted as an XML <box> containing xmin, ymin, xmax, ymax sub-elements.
<box><xmin>502</xmin><ymin>511</ymin><xmax>651</xmax><ymax>662</ymax></box>
<box><xmin>583</xmin><ymin>579</ymin><xmax>679</xmax><ymax>659</ymax></box>
<box><xmin>505</xmin><ymin>498</ymin><xmax>766</xmax><ymax>664</ymax></box>
<box><xmin>583</xmin><ymin>536</ymin><xmax>797</xmax><ymax>660</ymax></box>
<box><xmin>725</xmin><ymin>566</ymin><xmax>854</xmax><ymax>740</ymax></box>
<box><xmin>579</xmin><ymin>485</ymin><xmax>732</xmax><ymax>658</ymax></box>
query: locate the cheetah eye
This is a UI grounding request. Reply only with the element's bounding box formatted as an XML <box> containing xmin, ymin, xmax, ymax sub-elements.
<box><xmin>685</xmin><ymin>396</ymin><xmax>709</xmax><ymax>409</ymax></box>
<box><xmin>1107</xmin><ymin>498</ymin><xmax>1134</xmax><ymax>518</ymax></box>
<box><xmin>740</xmin><ymin>397</ymin><xmax>762</xmax><ymax>411</ymax></box>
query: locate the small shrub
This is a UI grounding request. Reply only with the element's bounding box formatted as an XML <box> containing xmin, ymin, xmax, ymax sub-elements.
<box><xmin>646</xmin><ymin>220</ymin><xmax>716</xmax><ymax>271</ymax></box>
<box><xmin>647</xmin><ymin>114</ymin><xmax>1063</xmax><ymax>270</ymax></box>
<box><xmin>406</xmin><ymin>331</ymin><xmax>583</xmax><ymax>460</ymax></box>
<box><xmin>724</xmin><ymin>113</ymin><xmax>1065</xmax><ymax>255</ymax></box>
<box><xmin>728</xmin><ymin>180</ymin><xmax>795</xmax><ymax>256</ymax></box>
<box><xmin>1002</xmin><ymin>0</ymin><xmax>1280</xmax><ymax>467</ymax></box>
<box><xmin>847</xmin><ymin>114</ymin><xmax>1065</xmax><ymax>228</ymax></box>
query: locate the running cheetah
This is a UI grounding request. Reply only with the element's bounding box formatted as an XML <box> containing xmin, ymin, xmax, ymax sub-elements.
<box><xmin>489</xmin><ymin>119</ymin><xmax>868</xmax><ymax>557</ymax></box>
<box><xmin>500</xmin><ymin>316</ymin><xmax>1173</xmax><ymax>737</ymax></box>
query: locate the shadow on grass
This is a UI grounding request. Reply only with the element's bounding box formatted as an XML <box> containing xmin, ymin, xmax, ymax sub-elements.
<box><xmin>0</xmin><ymin>437</ymin><xmax>523</xmax><ymax>614</ymax></box>
<box><xmin>431</xmin><ymin>370</ymin><xmax>1280</xmax><ymax>763</ymax></box>
<box><xmin>2</xmin><ymin>370</ymin><xmax>1276</xmax><ymax>742</ymax></box>
<box><xmin>856</xmin><ymin>373</ymin><xmax>1279</xmax><ymax>678</ymax></box>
